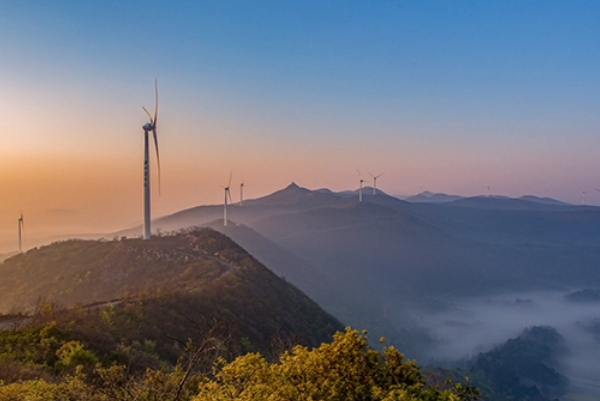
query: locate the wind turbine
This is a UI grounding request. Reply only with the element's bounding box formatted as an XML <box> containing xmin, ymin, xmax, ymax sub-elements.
<box><xmin>141</xmin><ymin>79</ymin><xmax>161</xmax><ymax>240</ymax></box>
<box><xmin>357</xmin><ymin>169</ymin><xmax>367</xmax><ymax>202</ymax></box>
<box><xmin>222</xmin><ymin>172</ymin><xmax>233</xmax><ymax>226</ymax></box>
<box><xmin>17</xmin><ymin>213</ymin><xmax>24</xmax><ymax>253</ymax></box>
<box><xmin>581</xmin><ymin>190</ymin><xmax>586</xmax><ymax>206</ymax></box>
<box><xmin>369</xmin><ymin>172</ymin><xmax>382</xmax><ymax>195</ymax></box>
<box><xmin>239</xmin><ymin>173</ymin><xmax>244</xmax><ymax>206</ymax></box>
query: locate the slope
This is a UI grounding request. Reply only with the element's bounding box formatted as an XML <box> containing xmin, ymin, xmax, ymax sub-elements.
<box><xmin>0</xmin><ymin>228</ymin><xmax>343</xmax><ymax>356</ymax></box>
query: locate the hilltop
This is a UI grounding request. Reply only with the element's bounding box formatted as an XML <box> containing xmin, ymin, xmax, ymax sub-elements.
<box><xmin>0</xmin><ymin>228</ymin><xmax>343</xmax><ymax>357</ymax></box>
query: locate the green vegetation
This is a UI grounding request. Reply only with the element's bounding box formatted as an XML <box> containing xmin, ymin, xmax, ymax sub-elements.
<box><xmin>195</xmin><ymin>328</ymin><xmax>478</xmax><ymax>401</ymax></box>
<box><xmin>0</xmin><ymin>323</ymin><xmax>477</xmax><ymax>401</ymax></box>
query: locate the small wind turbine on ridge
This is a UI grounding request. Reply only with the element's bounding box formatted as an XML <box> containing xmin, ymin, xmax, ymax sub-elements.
<box><xmin>141</xmin><ymin>79</ymin><xmax>161</xmax><ymax>240</ymax></box>
<box><xmin>18</xmin><ymin>212</ymin><xmax>24</xmax><ymax>253</ymax></box>
<box><xmin>240</xmin><ymin>173</ymin><xmax>244</xmax><ymax>206</ymax></box>
<box><xmin>357</xmin><ymin>169</ymin><xmax>367</xmax><ymax>202</ymax></box>
<box><xmin>369</xmin><ymin>172</ymin><xmax>382</xmax><ymax>195</ymax></box>
<box><xmin>222</xmin><ymin>172</ymin><xmax>233</xmax><ymax>226</ymax></box>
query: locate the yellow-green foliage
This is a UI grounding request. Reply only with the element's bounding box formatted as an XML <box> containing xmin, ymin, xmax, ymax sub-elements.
<box><xmin>0</xmin><ymin>369</ymin><xmax>91</xmax><ymax>401</ymax></box>
<box><xmin>56</xmin><ymin>341</ymin><xmax>99</xmax><ymax>368</ymax></box>
<box><xmin>196</xmin><ymin>328</ymin><xmax>478</xmax><ymax>401</ymax></box>
<box><xmin>0</xmin><ymin>328</ymin><xmax>478</xmax><ymax>401</ymax></box>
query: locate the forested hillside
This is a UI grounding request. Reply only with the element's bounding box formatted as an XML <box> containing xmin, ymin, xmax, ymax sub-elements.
<box><xmin>430</xmin><ymin>326</ymin><xmax>570</xmax><ymax>401</ymax></box>
<box><xmin>0</xmin><ymin>228</ymin><xmax>343</xmax><ymax>355</ymax></box>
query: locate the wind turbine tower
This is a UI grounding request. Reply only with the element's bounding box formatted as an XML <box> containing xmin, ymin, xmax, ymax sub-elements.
<box><xmin>357</xmin><ymin>170</ymin><xmax>366</xmax><ymax>202</ymax></box>
<box><xmin>17</xmin><ymin>213</ymin><xmax>24</xmax><ymax>253</ymax></box>
<box><xmin>581</xmin><ymin>190</ymin><xmax>586</xmax><ymax>206</ymax></box>
<box><xmin>240</xmin><ymin>173</ymin><xmax>244</xmax><ymax>206</ymax></box>
<box><xmin>369</xmin><ymin>172</ymin><xmax>382</xmax><ymax>195</ymax></box>
<box><xmin>222</xmin><ymin>172</ymin><xmax>233</xmax><ymax>226</ymax></box>
<box><xmin>141</xmin><ymin>79</ymin><xmax>161</xmax><ymax>240</ymax></box>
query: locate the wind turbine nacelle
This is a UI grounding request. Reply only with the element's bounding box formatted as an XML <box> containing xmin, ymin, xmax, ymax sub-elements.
<box><xmin>143</xmin><ymin>123</ymin><xmax>154</xmax><ymax>131</ymax></box>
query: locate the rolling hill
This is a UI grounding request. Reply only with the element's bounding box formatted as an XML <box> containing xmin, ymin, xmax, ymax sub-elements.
<box><xmin>0</xmin><ymin>228</ymin><xmax>343</xmax><ymax>357</ymax></box>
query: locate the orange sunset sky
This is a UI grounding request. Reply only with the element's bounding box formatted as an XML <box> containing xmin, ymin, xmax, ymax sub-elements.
<box><xmin>1</xmin><ymin>1</ymin><xmax>599</xmax><ymax>249</ymax></box>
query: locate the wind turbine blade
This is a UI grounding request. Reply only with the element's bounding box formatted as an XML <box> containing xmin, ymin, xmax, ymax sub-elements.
<box><xmin>369</xmin><ymin>172</ymin><xmax>374</xmax><ymax>178</ymax></box>
<box><xmin>228</xmin><ymin>171</ymin><xmax>232</xmax><ymax>188</ymax></box>
<box><xmin>376</xmin><ymin>173</ymin><xmax>383</xmax><ymax>178</ymax></box>
<box><xmin>227</xmin><ymin>189</ymin><xmax>232</xmax><ymax>203</ymax></box>
<box><xmin>152</xmin><ymin>128</ymin><xmax>161</xmax><ymax>195</ymax></box>
<box><xmin>153</xmin><ymin>78</ymin><xmax>158</xmax><ymax>126</ymax></box>
<box><xmin>142</xmin><ymin>106</ymin><xmax>153</xmax><ymax>123</ymax></box>
<box><xmin>356</xmin><ymin>169</ymin><xmax>362</xmax><ymax>178</ymax></box>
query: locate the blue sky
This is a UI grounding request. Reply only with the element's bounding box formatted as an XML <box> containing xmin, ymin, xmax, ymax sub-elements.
<box><xmin>1</xmin><ymin>1</ymin><xmax>600</xmax><ymax>240</ymax></box>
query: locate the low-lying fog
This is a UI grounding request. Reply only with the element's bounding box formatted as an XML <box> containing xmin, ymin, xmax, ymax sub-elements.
<box><xmin>412</xmin><ymin>290</ymin><xmax>600</xmax><ymax>391</ymax></box>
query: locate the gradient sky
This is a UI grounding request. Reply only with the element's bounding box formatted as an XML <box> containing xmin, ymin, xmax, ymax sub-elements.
<box><xmin>1</xmin><ymin>1</ymin><xmax>600</xmax><ymax>245</ymax></box>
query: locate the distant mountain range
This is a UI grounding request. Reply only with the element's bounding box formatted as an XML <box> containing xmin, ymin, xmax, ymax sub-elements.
<box><xmin>4</xmin><ymin>183</ymin><xmax>599</xmax><ymax>361</ymax></box>
<box><xmin>404</xmin><ymin>191</ymin><xmax>464</xmax><ymax>203</ymax></box>
<box><xmin>106</xmin><ymin>183</ymin><xmax>600</xmax><ymax>357</ymax></box>
<box><xmin>405</xmin><ymin>190</ymin><xmax>573</xmax><ymax>207</ymax></box>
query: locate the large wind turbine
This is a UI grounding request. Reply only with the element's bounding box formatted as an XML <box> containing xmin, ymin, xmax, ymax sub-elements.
<box><xmin>369</xmin><ymin>172</ymin><xmax>382</xmax><ymax>195</ymax></box>
<box><xmin>357</xmin><ymin>169</ymin><xmax>366</xmax><ymax>202</ymax></box>
<box><xmin>141</xmin><ymin>79</ymin><xmax>161</xmax><ymax>240</ymax></box>
<box><xmin>222</xmin><ymin>172</ymin><xmax>233</xmax><ymax>226</ymax></box>
<box><xmin>17</xmin><ymin>213</ymin><xmax>24</xmax><ymax>253</ymax></box>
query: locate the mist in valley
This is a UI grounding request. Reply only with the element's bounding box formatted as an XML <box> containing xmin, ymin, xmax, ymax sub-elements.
<box><xmin>411</xmin><ymin>290</ymin><xmax>600</xmax><ymax>394</ymax></box>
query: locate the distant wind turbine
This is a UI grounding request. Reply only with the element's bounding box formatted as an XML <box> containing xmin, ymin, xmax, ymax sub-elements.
<box><xmin>18</xmin><ymin>213</ymin><xmax>24</xmax><ymax>253</ymax></box>
<box><xmin>357</xmin><ymin>169</ymin><xmax>367</xmax><ymax>202</ymax></box>
<box><xmin>222</xmin><ymin>172</ymin><xmax>233</xmax><ymax>226</ymax></box>
<box><xmin>141</xmin><ymin>79</ymin><xmax>161</xmax><ymax>240</ymax></box>
<box><xmin>239</xmin><ymin>173</ymin><xmax>244</xmax><ymax>206</ymax></box>
<box><xmin>369</xmin><ymin>172</ymin><xmax>382</xmax><ymax>195</ymax></box>
<box><xmin>581</xmin><ymin>190</ymin><xmax>586</xmax><ymax>206</ymax></box>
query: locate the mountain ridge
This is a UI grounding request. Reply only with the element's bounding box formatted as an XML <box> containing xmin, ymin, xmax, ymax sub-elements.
<box><xmin>0</xmin><ymin>228</ymin><xmax>341</xmax><ymax>347</ymax></box>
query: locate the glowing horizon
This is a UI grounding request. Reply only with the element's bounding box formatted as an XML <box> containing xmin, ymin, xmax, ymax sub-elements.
<box><xmin>2</xmin><ymin>1</ymin><xmax>600</xmax><ymax>248</ymax></box>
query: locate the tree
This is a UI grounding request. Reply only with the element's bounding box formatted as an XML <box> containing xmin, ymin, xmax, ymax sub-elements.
<box><xmin>195</xmin><ymin>328</ymin><xmax>478</xmax><ymax>401</ymax></box>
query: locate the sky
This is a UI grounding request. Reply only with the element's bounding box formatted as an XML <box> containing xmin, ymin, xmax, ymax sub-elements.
<box><xmin>1</xmin><ymin>1</ymin><xmax>600</xmax><ymax>245</ymax></box>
